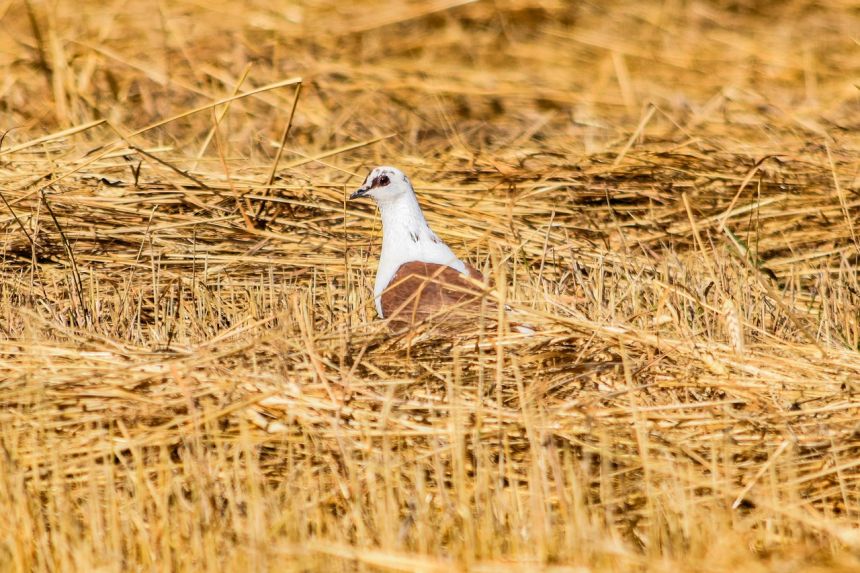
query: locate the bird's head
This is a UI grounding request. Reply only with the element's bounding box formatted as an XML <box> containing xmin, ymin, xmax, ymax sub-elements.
<box><xmin>349</xmin><ymin>166</ymin><xmax>413</xmax><ymax>204</ymax></box>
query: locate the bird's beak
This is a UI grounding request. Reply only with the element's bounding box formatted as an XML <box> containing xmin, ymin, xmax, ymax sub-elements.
<box><xmin>349</xmin><ymin>186</ymin><xmax>370</xmax><ymax>200</ymax></box>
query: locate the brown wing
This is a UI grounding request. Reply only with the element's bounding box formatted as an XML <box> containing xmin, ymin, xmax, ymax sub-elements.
<box><xmin>380</xmin><ymin>261</ymin><xmax>490</xmax><ymax>330</ymax></box>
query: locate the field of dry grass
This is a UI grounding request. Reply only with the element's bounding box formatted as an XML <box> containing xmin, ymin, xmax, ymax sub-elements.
<box><xmin>1</xmin><ymin>0</ymin><xmax>860</xmax><ymax>570</ymax></box>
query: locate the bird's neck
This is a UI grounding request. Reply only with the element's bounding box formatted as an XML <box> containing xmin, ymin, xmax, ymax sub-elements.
<box><xmin>378</xmin><ymin>192</ymin><xmax>432</xmax><ymax>247</ymax></box>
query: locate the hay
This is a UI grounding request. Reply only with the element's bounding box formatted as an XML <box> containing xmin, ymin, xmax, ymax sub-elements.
<box><xmin>1</xmin><ymin>0</ymin><xmax>859</xmax><ymax>570</ymax></box>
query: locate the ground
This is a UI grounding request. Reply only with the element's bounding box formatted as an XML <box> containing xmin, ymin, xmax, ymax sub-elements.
<box><xmin>1</xmin><ymin>0</ymin><xmax>860</xmax><ymax>571</ymax></box>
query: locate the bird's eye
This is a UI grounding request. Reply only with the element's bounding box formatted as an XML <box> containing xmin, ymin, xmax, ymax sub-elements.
<box><xmin>379</xmin><ymin>175</ymin><xmax>390</xmax><ymax>186</ymax></box>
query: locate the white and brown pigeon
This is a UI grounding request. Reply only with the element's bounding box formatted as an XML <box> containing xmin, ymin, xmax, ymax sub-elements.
<box><xmin>350</xmin><ymin>166</ymin><xmax>532</xmax><ymax>333</ymax></box>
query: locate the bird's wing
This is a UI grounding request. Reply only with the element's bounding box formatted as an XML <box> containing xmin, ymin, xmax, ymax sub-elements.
<box><xmin>380</xmin><ymin>261</ymin><xmax>489</xmax><ymax>328</ymax></box>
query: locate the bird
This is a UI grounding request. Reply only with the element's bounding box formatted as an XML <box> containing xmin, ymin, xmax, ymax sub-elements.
<box><xmin>349</xmin><ymin>166</ymin><xmax>485</xmax><ymax>330</ymax></box>
<box><xmin>349</xmin><ymin>166</ymin><xmax>531</xmax><ymax>333</ymax></box>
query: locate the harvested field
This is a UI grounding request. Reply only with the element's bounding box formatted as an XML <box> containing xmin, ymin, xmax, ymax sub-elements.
<box><xmin>1</xmin><ymin>0</ymin><xmax>860</xmax><ymax>571</ymax></box>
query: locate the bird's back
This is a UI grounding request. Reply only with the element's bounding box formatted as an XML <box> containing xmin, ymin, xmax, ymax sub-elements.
<box><xmin>380</xmin><ymin>261</ymin><xmax>488</xmax><ymax>331</ymax></box>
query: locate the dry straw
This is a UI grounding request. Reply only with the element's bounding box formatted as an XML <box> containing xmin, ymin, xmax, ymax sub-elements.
<box><xmin>1</xmin><ymin>0</ymin><xmax>859</xmax><ymax>571</ymax></box>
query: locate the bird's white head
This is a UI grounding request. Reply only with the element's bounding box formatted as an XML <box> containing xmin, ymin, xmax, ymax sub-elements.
<box><xmin>349</xmin><ymin>166</ymin><xmax>414</xmax><ymax>206</ymax></box>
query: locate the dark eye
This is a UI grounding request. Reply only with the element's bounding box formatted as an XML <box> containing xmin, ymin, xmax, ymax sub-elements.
<box><xmin>379</xmin><ymin>175</ymin><xmax>390</xmax><ymax>186</ymax></box>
